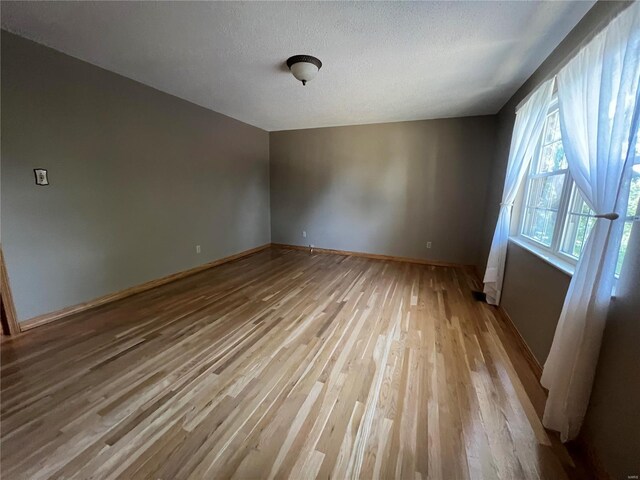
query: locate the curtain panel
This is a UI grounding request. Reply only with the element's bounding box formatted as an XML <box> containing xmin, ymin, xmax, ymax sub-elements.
<box><xmin>482</xmin><ymin>80</ymin><xmax>554</xmax><ymax>305</ymax></box>
<box><xmin>541</xmin><ymin>1</ymin><xmax>640</xmax><ymax>442</ymax></box>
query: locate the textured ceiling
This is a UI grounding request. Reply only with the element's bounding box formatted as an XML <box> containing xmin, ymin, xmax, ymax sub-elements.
<box><xmin>1</xmin><ymin>1</ymin><xmax>594</xmax><ymax>131</ymax></box>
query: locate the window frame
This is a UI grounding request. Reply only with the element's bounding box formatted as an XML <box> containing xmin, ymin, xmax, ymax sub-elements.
<box><xmin>517</xmin><ymin>97</ymin><xmax>580</xmax><ymax>268</ymax></box>
<box><xmin>557</xmin><ymin>182</ymin><xmax>597</xmax><ymax>261</ymax></box>
<box><xmin>514</xmin><ymin>96</ymin><xmax>640</xmax><ymax>278</ymax></box>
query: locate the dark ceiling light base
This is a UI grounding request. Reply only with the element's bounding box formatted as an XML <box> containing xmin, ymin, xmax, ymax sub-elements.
<box><xmin>286</xmin><ymin>55</ymin><xmax>322</xmax><ymax>86</ymax></box>
<box><xmin>286</xmin><ymin>55</ymin><xmax>322</xmax><ymax>70</ymax></box>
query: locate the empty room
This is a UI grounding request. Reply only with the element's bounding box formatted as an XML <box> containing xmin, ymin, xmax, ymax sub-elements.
<box><xmin>1</xmin><ymin>1</ymin><xmax>639</xmax><ymax>479</ymax></box>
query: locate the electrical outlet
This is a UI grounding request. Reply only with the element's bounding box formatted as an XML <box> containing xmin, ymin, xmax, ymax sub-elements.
<box><xmin>196</xmin><ymin>245</ymin><xmax>201</xmax><ymax>254</ymax></box>
<box><xmin>303</xmin><ymin>230</ymin><xmax>307</xmax><ymax>238</ymax></box>
<box><xmin>426</xmin><ymin>242</ymin><xmax>432</xmax><ymax>249</ymax></box>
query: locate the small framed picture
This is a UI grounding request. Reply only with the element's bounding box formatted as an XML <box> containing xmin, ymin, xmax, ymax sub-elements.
<box><xmin>34</xmin><ymin>168</ymin><xmax>49</xmax><ymax>186</ymax></box>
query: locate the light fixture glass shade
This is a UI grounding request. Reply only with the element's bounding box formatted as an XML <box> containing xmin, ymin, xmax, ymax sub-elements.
<box><xmin>286</xmin><ymin>55</ymin><xmax>322</xmax><ymax>85</ymax></box>
<box><xmin>290</xmin><ymin>62</ymin><xmax>319</xmax><ymax>84</ymax></box>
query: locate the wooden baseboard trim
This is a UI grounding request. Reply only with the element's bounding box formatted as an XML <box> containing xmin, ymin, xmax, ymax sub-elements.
<box><xmin>271</xmin><ymin>243</ymin><xmax>471</xmax><ymax>269</ymax></box>
<box><xmin>493</xmin><ymin>304</ymin><xmax>611</xmax><ymax>478</ymax></box>
<box><xmin>19</xmin><ymin>244</ymin><xmax>271</xmax><ymax>332</ymax></box>
<box><xmin>495</xmin><ymin>305</ymin><xmax>543</xmax><ymax>380</ymax></box>
<box><xmin>12</xmin><ymin>243</ymin><xmax>466</xmax><ymax>334</ymax></box>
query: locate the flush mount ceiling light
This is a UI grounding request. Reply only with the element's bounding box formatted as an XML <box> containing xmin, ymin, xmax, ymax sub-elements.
<box><xmin>286</xmin><ymin>55</ymin><xmax>322</xmax><ymax>86</ymax></box>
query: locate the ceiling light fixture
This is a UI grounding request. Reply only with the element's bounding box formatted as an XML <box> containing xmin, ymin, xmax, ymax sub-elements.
<box><xmin>286</xmin><ymin>55</ymin><xmax>322</xmax><ymax>86</ymax></box>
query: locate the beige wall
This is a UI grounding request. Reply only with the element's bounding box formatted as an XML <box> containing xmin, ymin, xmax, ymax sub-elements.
<box><xmin>481</xmin><ymin>2</ymin><xmax>639</xmax><ymax>478</ymax></box>
<box><xmin>1</xmin><ymin>31</ymin><xmax>271</xmax><ymax>321</ymax></box>
<box><xmin>270</xmin><ymin>117</ymin><xmax>497</xmax><ymax>268</ymax></box>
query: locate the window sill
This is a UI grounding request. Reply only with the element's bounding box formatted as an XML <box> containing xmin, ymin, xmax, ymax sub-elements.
<box><xmin>509</xmin><ymin>236</ymin><xmax>574</xmax><ymax>277</ymax></box>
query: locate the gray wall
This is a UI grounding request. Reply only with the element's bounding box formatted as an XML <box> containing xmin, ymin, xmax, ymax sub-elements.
<box><xmin>501</xmin><ymin>242</ymin><xmax>571</xmax><ymax>364</ymax></box>
<box><xmin>584</xmin><ymin>224</ymin><xmax>640</xmax><ymax>479</ymax></box>
<box><xmin>480</xmin><ymin>2</ymin><xmax>639</xmax><ymax>478</ymax></box>
<box><xmin>1</xmin><ymin>31</ymin><xmax>271</xmax><ymax>322</ymax></box>
<box><xmin>270</xmin><ymin>117</ymin><xmax>497</xmax><ymax>267</ymax></box>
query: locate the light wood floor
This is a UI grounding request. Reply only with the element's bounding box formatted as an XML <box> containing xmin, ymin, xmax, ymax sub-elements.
<box><xmin>2</xmin><ymin>247</ymin><xmax>582</xmax><ymax>479</ymax></box>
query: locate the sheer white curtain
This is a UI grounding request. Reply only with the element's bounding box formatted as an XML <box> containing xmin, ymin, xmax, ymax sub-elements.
<box><xmin>483</xmin><ymin>80</ymin><xmax>554</xmax><ymax>305</ymax></box>
<box><xmin>541</xmin><ymin>1</ymin><xmax>640</xmax><ymax>442</ymax></box>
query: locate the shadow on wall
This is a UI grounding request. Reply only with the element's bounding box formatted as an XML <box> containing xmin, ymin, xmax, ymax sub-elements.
<box><xmin>269</xmin><ymin>118</ymin><xmax>494</xmax><ymax>265</ymax></box>
<box><xmin>304</xmin><ymin>129</ymin><xmax>414</xmax><ymax>253</ymax></box>
<box><xmin>270</xmin><ymin>126</ymin><xmax>417</xmax><ymax>257</ymax></box>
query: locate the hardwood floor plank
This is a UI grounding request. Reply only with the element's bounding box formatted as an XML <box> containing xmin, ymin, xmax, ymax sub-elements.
<box><xmin>1</xmin><ymin>247</ymin><xmax>584</xmax><ymax>479</ymax></box>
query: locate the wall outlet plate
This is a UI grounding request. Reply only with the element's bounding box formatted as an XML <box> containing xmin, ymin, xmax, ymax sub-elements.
<box><xmin>34</xmin><ymin>168</ymin><xmax>49</xmax><ymax>185</ymax></box>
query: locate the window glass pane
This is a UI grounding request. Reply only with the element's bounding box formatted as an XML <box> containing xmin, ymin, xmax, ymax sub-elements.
<box><xmin>537</xmin><ymin>140</ymin><xmax>568</xmax><ymax>173</ymax></box>
<box><xmin>521</xmin><ymin>173</ymin><xmax>565</xmax><ymax>246</ymax></box>
<box><xmin>627</xmin><ymin>166</ymin><xmax>640</xmax><ymax>217</ymax></box>
<box><xmin>522</xmin><ymin>208</ymin><xmax>557</xmax><ymax>246</ymax></box>
<box><xmin>544</xmin><ymin>109</ymin><xmax>562</xmax><ymax>143</ymax></box>
<box><xmin>528</xmin><ymin>174</ymin><xmax>565</xmax><ymax>210</ymax></box>
<box><xmin>561</xmin><ymin>185</ymin><xmax>596</xmax><ymax>259</ymax></box>
<box><xmin>535</xmin><ymin>109</ymin><xmax>567</xmax><ymax>174</ymax></box>
<box><xmin>616</xmin><ymin>221</ymin><xmax>633</xmax><ymax>277</ymax></box>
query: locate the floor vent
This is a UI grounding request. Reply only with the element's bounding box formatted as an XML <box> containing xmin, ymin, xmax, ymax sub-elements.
<box><xmin>471</xmin><ymin>290</ymin><xmax>487</xmax><ymax>302</ymax></box>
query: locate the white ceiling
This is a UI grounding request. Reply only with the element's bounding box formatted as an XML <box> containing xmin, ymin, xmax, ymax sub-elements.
<box><xmin>1</xmin><ymin>1</ymin><xmax>594</xmax><ymax>131</ymax></box>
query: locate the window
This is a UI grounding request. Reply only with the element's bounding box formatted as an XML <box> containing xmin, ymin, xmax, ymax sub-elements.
<box><xmin>618</xmin><ymin>148</ymin><xmax>640</xmax><ymax>275</ymax></box>
<box><xmin>518</xmin><ymin>98</ymin><xmax>640</xmax><ymax>277</ymax></box>
<box><xmin>520</xmin><ymin>105</ymin><xmax>569</xmax><ymax>247</ymax></box>
<box><xmin>559</xmin><ymin>183</ymin><xmax>597</xmax><ymax>259</ymax></box>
